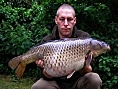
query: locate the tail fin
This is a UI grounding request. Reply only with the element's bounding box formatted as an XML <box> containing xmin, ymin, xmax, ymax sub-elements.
<box><xmin>15</xmin><ymin>63</ymin><xmax>26</xmax><ymax>78</ymax></box>
<box><xmin>8</xmin><ymin>55</ymin><xmax>22</xmax><ymax>69</ymax></box>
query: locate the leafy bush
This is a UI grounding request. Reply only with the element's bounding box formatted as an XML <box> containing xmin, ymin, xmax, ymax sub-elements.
<box><xmin>91</xmin><ymin>22</ymin><xmax>118</xmax><ymax>88</ymax></box>
<box><xmin>0</xmin><ymin>2</ymin><xmax>50</xmax><ymax>75</ymax></box>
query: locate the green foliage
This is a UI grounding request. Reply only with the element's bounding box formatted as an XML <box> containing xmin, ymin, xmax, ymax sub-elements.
<box><xmin>79</xmin><ymin>3</ymin><xmax>111</xmax><ymax>31</ymax></box>
<box><xmin>93</xmin><ymin>56</ymin><xmax>118</xmax><ymax>88</ymax></box>
<box><xmin>0</xmin><ymin>0</ymin><xmax>118</xmax><ymax>89</ymax></box>
<box><xmin>0</xmin><ymin>2</ymin><xmax>50</xmax><ymax>74</ymax></box>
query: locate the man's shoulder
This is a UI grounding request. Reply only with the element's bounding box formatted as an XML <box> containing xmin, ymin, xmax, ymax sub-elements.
<box><xmin>74</xmin><ymin>29</ymin><xmax>91</xmax><ymax>38</ymax></box>
<box><xmin>40</xmin><ymin>35</ymin><xmax>53</xmax><ymax>44</ymax></box>
<box><xmin>77</xmin><ymin>30</ymin><xmax>90</xmax><ymax>35</ymax></box>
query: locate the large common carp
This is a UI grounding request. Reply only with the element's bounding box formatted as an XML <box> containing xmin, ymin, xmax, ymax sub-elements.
<box><xmin>8</xmin><ymin>38</ymin><xmax>110</xmax><ymax>78</ymax></box>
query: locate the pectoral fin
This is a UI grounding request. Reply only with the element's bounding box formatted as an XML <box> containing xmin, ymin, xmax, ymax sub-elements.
<box><xmin>86</xmin><ymin>52</ymin><xmax>93</xmax><ymax>66</ymax></box>
<box><xmin>67</xmin><ymin>70</ymin><xmax>75</xmax><ymax>79</ymax></box>
<box><xmin>15</xmin><ymin>63</ymin><xmax>26</xmax><ymax>78</ymax></box>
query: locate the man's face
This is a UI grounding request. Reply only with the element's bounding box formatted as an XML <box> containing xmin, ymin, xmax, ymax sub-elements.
<box><xmin>55</xmin><ymin>8</ymin><xmax>76</xmax><ymax>38</ymax></box>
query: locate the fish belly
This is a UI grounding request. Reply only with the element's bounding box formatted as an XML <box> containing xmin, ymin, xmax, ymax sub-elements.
<box><xmin>43</xmin><ymin>45</ymin><xmax>86</xmax><ymax>77</ymax></box>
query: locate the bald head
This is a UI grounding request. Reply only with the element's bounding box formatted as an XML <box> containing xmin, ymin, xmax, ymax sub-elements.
<box><xmin>56</xmin><ymin>4</ymin><xmax>75</xmax><ymax>17</ymax></box>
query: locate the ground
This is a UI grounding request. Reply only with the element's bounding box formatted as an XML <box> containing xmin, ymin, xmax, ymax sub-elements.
<box><xmin>0</xmin><ymin>75</ymin><xmax>35</xmax><ymax>89</ymax></box>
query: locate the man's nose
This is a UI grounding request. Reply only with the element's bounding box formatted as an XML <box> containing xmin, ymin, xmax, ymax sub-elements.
<box><xmin>64</xmin><ymin>19</ymin><xmax>68</xmax><ymax>26</ymax></box>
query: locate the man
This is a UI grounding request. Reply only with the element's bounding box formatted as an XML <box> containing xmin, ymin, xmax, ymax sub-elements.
<box><xmin>31</xmin><ymin>4</ymin><xmax>102</xmax><ymax>89</ymax></box>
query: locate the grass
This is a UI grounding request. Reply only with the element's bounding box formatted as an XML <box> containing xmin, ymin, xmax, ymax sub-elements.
<box><xmin>0</xmin><ymin>75</ymin><xmax>35</xmax><ymax>89</ymax></box>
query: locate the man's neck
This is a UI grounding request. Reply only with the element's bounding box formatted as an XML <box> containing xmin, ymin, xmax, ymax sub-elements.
<box><xmin>59</xmin><ymin>33</ymin><xmax>72</xmax><ymax>39</ymax></box>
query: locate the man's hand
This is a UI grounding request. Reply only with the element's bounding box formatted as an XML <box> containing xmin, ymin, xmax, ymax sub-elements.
<box><xmin>35</xmin><ymin>60</ymin><xmax>53</xmax><ymax>78</ymax></box>
<box><xmin>79</xmin><ymin>65</ymin><xmax>92</xmax><ymax>75</ymax></box>
<box><xmin>35</xmin><ymin>60</ymin><xmax>44</xmax><ymax>68</ymax></box>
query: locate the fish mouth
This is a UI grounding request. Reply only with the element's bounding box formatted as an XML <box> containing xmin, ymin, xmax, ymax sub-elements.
<box><xmin>107</xmin><ymin>45</ymin><xmax>111</xmax><ymax>51</ymax></box>
<box><xmin>92</xmin><ymin>46</ymin><xmax>110</xmax><ymax>58</ymax></box>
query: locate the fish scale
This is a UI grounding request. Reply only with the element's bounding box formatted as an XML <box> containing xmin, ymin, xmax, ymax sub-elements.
<box><xmin>8</xmin><ymin>38</ymin><xmax>110</xmax><ymax>78</ymax></box>
<box><xmin>43</xmin><ymin>39</ymin><xmax>88</xmax><ymax>77</ymax></box>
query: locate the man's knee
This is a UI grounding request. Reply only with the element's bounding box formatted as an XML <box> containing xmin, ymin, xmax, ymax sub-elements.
<box><xmin>31</xmin><ymin>78</ymin><xmax>60</xmax><ymax>89</ymax></box>
<box><xmin>31</xmin><ymin>83</ymin><xmax>40</xmax><ymax>89</ymax></box>
<box><xmin>31</xmin><ymin>80</ymin><xmax>46</xmax><ymax>89</ymax></box>
<box><xmin>85</xmin><ymin>72</ymin><xmax>102</xmax><ymax>86</ymax></box>
<box><xmin>31</xmin><ymin>83</ymin><xmax>53</xmax><ymax>89</ymax></box>
<box><xmin>32</xmin><ymin>83</ymin><xmax>59</xmax><ymax>89</ymax></box>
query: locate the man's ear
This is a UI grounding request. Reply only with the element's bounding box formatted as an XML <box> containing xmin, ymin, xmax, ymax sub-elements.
<box><xmin>74</xmin><ymin>17</ymin><xmax>76</xmax><ymax>25</ymax></box>
<box><xmin>55</xmin><ymin>16</ymin><xmax>58</xmax><ymax>24</ymax></box>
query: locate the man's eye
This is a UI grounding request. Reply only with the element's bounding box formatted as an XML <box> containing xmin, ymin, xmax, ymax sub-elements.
<box><xmin>67</xmin><ymin>18</ymin><xmax>73</xmax><ymax>21</ymax></box>
<box><xmin>59</xmin><ymin>18</ymin><xmax>74</xmax><ymax>22</ymax></box>
<box><xmin>59</xmin><ymin>19</ymin><xmax>64</xmax><ymax>21</ymax></box>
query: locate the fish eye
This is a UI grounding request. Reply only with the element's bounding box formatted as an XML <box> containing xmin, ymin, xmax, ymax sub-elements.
<box><xmin>101</xmin><ymin>41</ymin><xmax>106</xmax><ymax>45</ymax></box>
<box><xmin>101</xmin><ymin>41</ymin><xmax>109</xmax><ymax>47</ymax></box>
<box><xmin>102</xmin><ymin>42</ymin><xmax>105</xmax><ymax>44</ymax></box>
